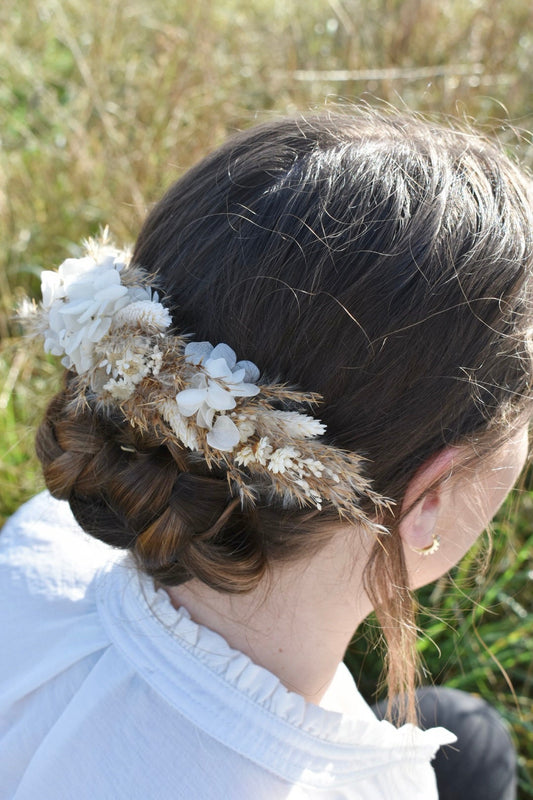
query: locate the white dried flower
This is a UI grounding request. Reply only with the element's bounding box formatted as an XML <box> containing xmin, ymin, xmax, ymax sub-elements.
<box><xmin>41</xmin><ymin>252</ymin><xmax>153</xmax><ymax>373</ymax></box>
<box><xmin>233</xmin><ymin>414</ymin><xmax>257</xmax><ymax>443</ymax></box>
<box><xmin>183</xmin><ymin>341</ymin><xmax>260</xmax><ymax>383</ymax></box>
<box><xmin>103</xmin><ymin>376</ymin><xmax>138</xmax><ymax>401</ymax></box>
<box><xmin>294</xmin><ymin>478</ymin><xmax>323</xmax><ymax>509</ymax></box>
<box><xmin>300</xmin><ymin>458</ymin><xmax>325</xmax><ymax>478</ymax></box>
<box><xmin>103</xmin><ymin>353</ymin><xmax>148</xmax><ymax>400</ymax></box>
<box><xmin>176</xmin><ymin>341</ymin><xmax>260</xmax><ymax>452</ymax></box>
<box><xmin>113</xmin><ymin>300</ymin><xmax>172</xmax><ymax>333</ymax></box>
<box><xmin>270</xmin><ymin>410</ymin><xmax>327</xmax><ymax>438</ymax></box>
<box><xmin>16</xmin><ymin>297</ymin><xmax>38</xmax><ymax>322</ymax></box>
<box><xmin>235</xmin><ymin>437</ymin><xmax>273</xmax><ymax>467</ymax></box>
<box><xmin>255</xmin><ymin>437</ymin><xmax>274</xmax><ymax>465</ymax></box>
<box><xmin>234</xmin><ymin>445</ymin><xmax>257</xmax><ymax>468</ymax></box>
<box><xmin>160</xmin><ymin>401</ymin><xmax>200</xmax><ymax>451</ymax></box>
<box><xmin>83</xmin><ymin>235</ymin><xmax>130</xmax><ymax>266</ymax></box>
<box><xmin>149</xmin><ymin>345</ymin><xmax>163</xmax><ymax>376</ymax></box>
<box><xmin>101</xmin><ymin>344</ymin><xmax>164</xmax><ymax>401</ymax></box>
<box><xmin>325</xmin><ymin>467</ymin><xmax>341</xmax><ymax>484</ymax></box>
<box><xmin>267</xmin><ymin>446</ymin><xmax>301</xmax><ymax>475</ymax></box>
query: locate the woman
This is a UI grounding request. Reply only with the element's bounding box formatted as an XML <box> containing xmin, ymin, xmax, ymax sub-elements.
<box><xmin>1</xmin><ymin>110</ymin><xmax>531</xmax><ymax>799</ymax></box>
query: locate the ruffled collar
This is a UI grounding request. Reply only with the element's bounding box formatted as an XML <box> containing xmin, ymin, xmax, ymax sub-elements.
<box><xmin>96</xmin><ymin>556</ymin><xmax>455</xmax><ymax>788</ymax></box>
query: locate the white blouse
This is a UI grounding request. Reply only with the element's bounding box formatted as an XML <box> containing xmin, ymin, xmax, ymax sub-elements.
<box><xmin>0</xmin><ymin>492</ymin><xmax>454</xmax><ymax>799</ymax></box>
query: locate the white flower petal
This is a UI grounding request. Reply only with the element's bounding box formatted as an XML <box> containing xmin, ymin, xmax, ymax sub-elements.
<box><xmin>47</xmin><ymin>304</ymin><xmax>64</xmax><ymax>331</ymax></box>
<box><xmin>58</xmin><ymin>256</ymin><xmax>95</xmax><ymax>280</ymax></box>
<box><xmin>206</xmin><ymin>416</ymin><xmax>240</xmax><ymax>451</ymax></box>
<box><xmin>184</xmin><ymin>341</ymin><xmax>213</xmax><ymax>365</ymax></box>
<box><xmin>93</xmin><ymin>267</ymin><xmax>122</xmax><ymax>287</ymax></box>
<box><xmin>41</xmin><ymin>271</ymin><xmax>63</xmax><ymax>307</ymax></box>
<box><xmin>189</xmin><ymin>373</ymin><xmax>208</xmax><ymax>389</ymax></box>
<box><xmin>76</xmin><ymin>345</ymin><xmax>95</xmax><ymax>373</ymax></box>
<box><xmin>64</xmin><ymin>327</ymin><xmax>86</xmax><ymax>358</ymax></box>
<box><xmin>44</xmin><ymin>338</ymin><xmax>63</xmax><ymax>356</ymax></box>
<box><xmin>255</xmin><ymin>437</ymin><xmax>273</xmax><ymax>464</ymax></box>
<box><xmin>228</xmin><ymin>368</ymin><xmax>245</xmax><ymax>384</ymax></box>
<box><xmin>67</xmin><ymin>275</ymin><xmax>101</xmax><ymax>298</ymax></box>
<box><xmin>128</xmin><ymin>285</ymin><xmax>153</xmax><ymax>303</ymax></box>
<box><xmin>58</xmin><ymin>299</ymin><xmax>94</xmax><ymax>317</ymax></box>
<box><xmin>235</xmin><ymin>360</ymin><xmax>260</xmax><ymax>383</ymax></box>
<box><xmin>176</xmin><ymin>387</ymin><xmax>207</xmax><ymax>416</ymax></box>
<box><xmin>234</xmin><ymin>446</ymin><xmax>256</xmax><ymax>467</ymax></box>
<box><xmin>231</xmin><ymin>382</ymin><xmax>260</xmax><ymax>398</ymax></box>
<box><xmin>210</xmin><ymin>343</ymin><xmax>237</xmax><ymax>368</ymax></box>
<box><xmin>70</xmin><ymin>302</ymin><xmax>102</xmax><ymax>324</ymax></box>
<box><xmin>93</xmin><ymin>284</ymin><xmax>129</xmax><ymax>304</ymax></box>
<box><xmin>205</xmin><ymin>358</ymin><xmax>233</xmax><ymax>380</ymax></box>
<box><xmin>206</xmin><ymin>381</ymin><xmax>236</xmax><ymax>411</ymax></box>
<box><xmin>87</xmin><ymin>316</ymin><xmax>112</xmax><ymax>342</ymax></box>
<box><xmin>96</xmin><ymin>255</ymin><xmax>118</xmax><ymax>272</ymax></box>
<box><xmin>196</xmin><ymin>403</ymin><xmax>215</xmax><ymax>429</ymax></box>
<box><xmin>112</xmin><ymin>294</ymin><xmax>134</xmax><ymax>314</ymax></box>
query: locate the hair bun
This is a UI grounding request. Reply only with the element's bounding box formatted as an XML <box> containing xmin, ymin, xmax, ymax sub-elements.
<box><xmin>132</xmin><ymin>473</ymin><xmax>266</xmax><ymax>590</ymax></box>
<box><xmin>36</xmin><ymin>384</ymin><xmax>268</xmax><ymax>589</ymax></box>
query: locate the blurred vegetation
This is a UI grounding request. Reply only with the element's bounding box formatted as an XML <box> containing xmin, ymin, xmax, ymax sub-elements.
<box><xmin>1</xmin><ymin>0</ymin><xmax>533</xmax><ymax>793</ymax></box>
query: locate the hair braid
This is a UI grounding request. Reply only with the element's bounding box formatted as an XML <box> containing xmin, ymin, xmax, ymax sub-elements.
<box><xmin>36</xmin><ymin>381</ymin><xmax>269</xmax><ymax>588</ymax></box>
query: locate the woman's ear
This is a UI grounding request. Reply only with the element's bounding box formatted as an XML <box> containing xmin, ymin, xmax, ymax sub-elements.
<box><xmin>399</xmin><ymin>448</ymin><xmax>457</xmax><ymax>553</ymax></box>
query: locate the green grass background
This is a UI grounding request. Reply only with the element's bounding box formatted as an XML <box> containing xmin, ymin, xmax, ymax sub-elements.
<box><xmin>1</xmin><ymin>0</ymin><xmax>533</xmax><ymax>793</ymax></box>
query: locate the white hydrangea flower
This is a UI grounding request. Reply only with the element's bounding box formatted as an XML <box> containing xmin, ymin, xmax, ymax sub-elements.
<box><xmin>182</xmin><ymin>342</ymin><xmax>260</xmax><ymax>383</ymax></box>
<box><xmin>41</xmin><ymin>253</ymin><xmax>153</xmax><ymax>374</ymax></box>
<box><xmin>175</xmin><ymin>341</ymin><xmax>260</xmax><ymax>452</ymax></box>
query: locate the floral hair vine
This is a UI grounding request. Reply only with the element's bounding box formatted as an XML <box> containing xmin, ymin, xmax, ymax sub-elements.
<box><xmin>23</xmin><ymin>233</ymin><xmax>391</xmax><ymax>530</ymax></box>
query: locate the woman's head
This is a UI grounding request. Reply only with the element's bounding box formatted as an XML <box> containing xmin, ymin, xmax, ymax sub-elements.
<box><xmin>36</xmin><ymin>109</ymin><xmax>533</xmax><ymax>710</ymax></box>
<box><xmin>133</xmin><ymin>111</ymin><xmax>533</xmax><ymax>507</ymax></box>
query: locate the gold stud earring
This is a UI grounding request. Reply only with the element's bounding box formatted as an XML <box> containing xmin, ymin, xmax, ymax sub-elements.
<box><xmin>409</xmin><ymin>534</ymin><xmax>441</xmax><ymax>556</ymax></box>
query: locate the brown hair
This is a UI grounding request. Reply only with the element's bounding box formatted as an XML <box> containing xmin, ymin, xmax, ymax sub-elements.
<box><xmin>36</xmin><ymin>110</ymin><xmax>533</xmax><ymax>718</ymax></box>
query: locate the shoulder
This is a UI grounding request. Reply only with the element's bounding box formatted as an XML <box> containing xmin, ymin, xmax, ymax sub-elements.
<box><xmin>0</xmin><ymin>491</ymin><xmax>117</xmax><ymax>599</ymax></box>
<box><xmin>0</xmin><ymin>492</ymin><xmax>119</xmax><ymax>692</ymax></box>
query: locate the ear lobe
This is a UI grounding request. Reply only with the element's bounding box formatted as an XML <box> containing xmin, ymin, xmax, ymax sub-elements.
<box><xmin>400</xmin><ymin>490</ymin><xmax>440</xmax><ymax>551</ymax></box>
<box><xmin>398</xmin><ymin>447</ymin><xmax>457</xmax><ymax>552</ymax></box>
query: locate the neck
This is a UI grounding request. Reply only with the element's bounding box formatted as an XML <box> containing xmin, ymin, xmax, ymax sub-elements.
<box><xmin>165</xmin><ymin>526</ymin><xmax>374</xmax><ymax>705</ymax></box>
